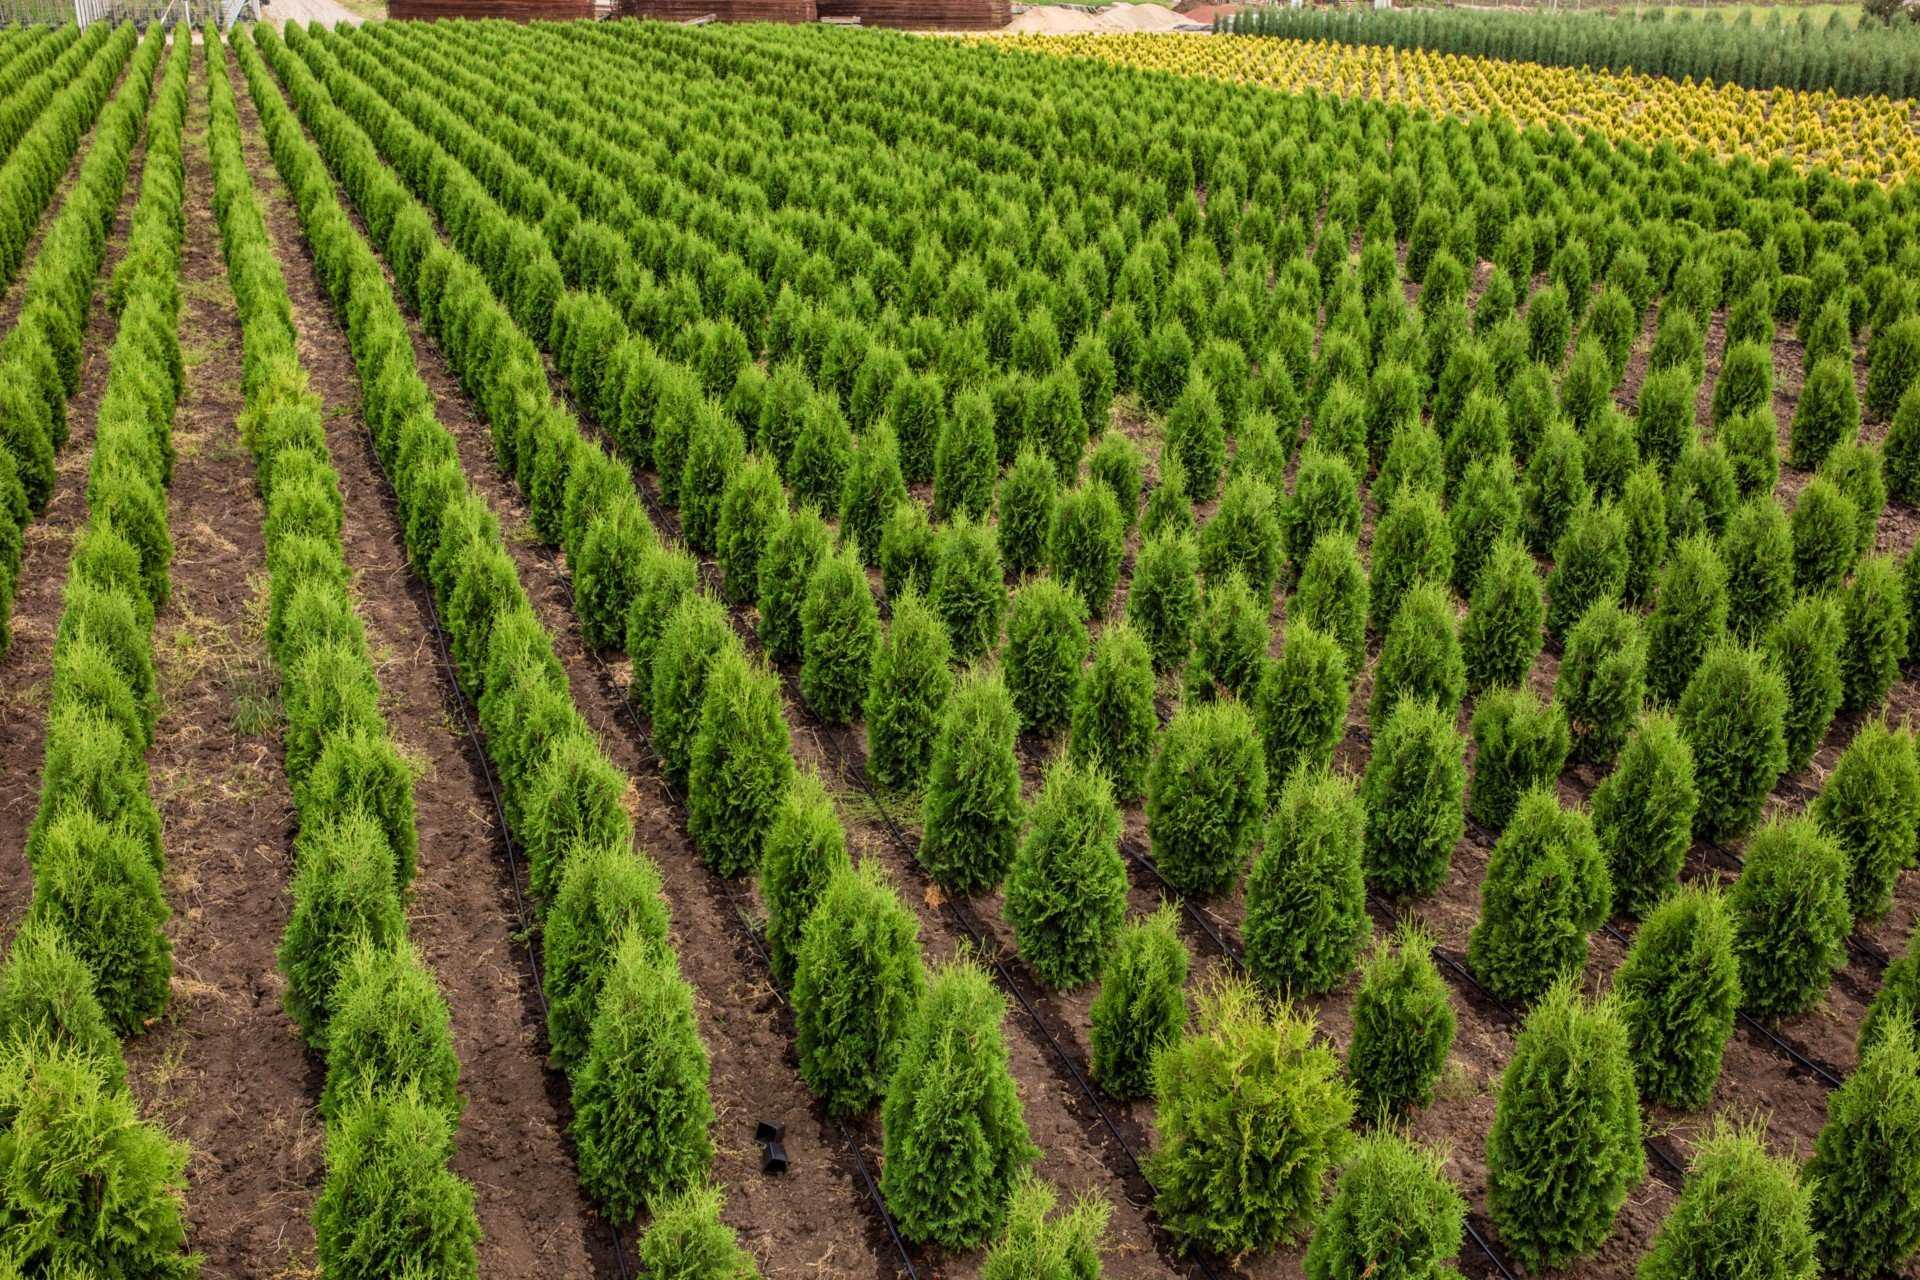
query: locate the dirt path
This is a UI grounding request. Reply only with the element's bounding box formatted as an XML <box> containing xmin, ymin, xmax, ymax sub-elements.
<box><xmin>120</xmin><ymin>43</ymin><xmax>321</xmax><ymax>1280</ymax></box>
<box><xmin>238</xmin><ymin>42</ymin><xmax>901</xmax><ymax>1278</ymax></box>
<box><xmin>0</xmin><ymin>43</ymin><xmax>163</xmax><ymax>945</ymax></box>
<box><xmin>225</xmin><ymin>49</ymin><xmax>611</xmax><ymax>1280</ymax></box>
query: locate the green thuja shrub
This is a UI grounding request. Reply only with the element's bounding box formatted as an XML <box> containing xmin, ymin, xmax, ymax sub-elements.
<box><xmin>1591</xmin><ymin>714</ymin><xmax>1699</xmax><ymax>919</ymax></box>
<box><xmin>929</xmin><ymin>515</ymin><xmax>1006</xmax><ymax>660</ymax></box>
<box><xmin>756</xmin><ymin>505</ymin><xmax>829</xmax><ymax>662</ymax></box>
<box><xmin>635</xmin><ymin>1184</ymin><xmax>761</xmax><ymax>1280</ymax></box>
<box><xmin>1639</xmin><ymin>1121</ymin><xmax>1817</xmax><ymax>1280</ymax></box>
<box><xmin>1089</xmin><ymin>905</ymin><xmax>1189</xmax><ymax>1099</ymax></box>
<box><xmin>1621</xmin><ymin>463</ymin><xmax>1670</xmax><ymax>607</ymax></box>
<box><xmin>1721</xmin><ymin>498</ymin><xmax>1793</xmax><ymax>642</ymax></box>
<box><xmin>1245</xmin><ymin>767</ymin><xmax>1369</xmax><ymax>996</ymax></box>
<box><xmin>792</xmin><ymin>861</ymin><xmax>923</xmax><ymax>1114</ymax></box>
<box><xmin>1711</xmin><ymin>340</ymin><xmax>1773</xmax><ymax>428</ymax></box>
<box><xmin>1546</xmin><ymin>500</ymin><xmax>1629</xmax><ymax>640</ymax></box>
<box><xmin>276</xmin><ymin>813</ymin><xmax>403</xmax><ymax>1048</ymax></box>
<box><xmin>1443</xmin><ymin>389</ymin><xmax>1510</xmax><ymax>492</ymax></box>
<box><xmin>1128</xmin><ymin>527</ymin><xmax>1199</xmax><ymax>675</ymax></box>
<box><xmin>1346</xmin><ymin>922</ymin><xmax>1455</xmax><ymax>1119</ymax></box>
<box><xmin>838</xmin><ymin>426</ymin><xmax>907</xmax><ymax>565</ymax></box>
<box><xmin>1051</xmin><ymin>482</ymin><xmax>1126</xmax><ymax>617</ymax></box>
<box><xmin>690</xmin><ymin>649</ymin><xmax>794</xmax><ymax>877</ymax></box>
<box><xmin>1139</xmin><ymin>321</ymin><xmax>1194</xmax><ymax>414</ymax></box>
<box><xmin>715</xmin><ymin>457</ymin><xmax>784</xmax><ymax>607</ymax></box>
<box><xmin>1069</xmin><ymin>622</ymin><xmax>1158</xmax><ymax>802</ymax></box>
<box><xmin>1806</xmin><ymin>1024</ymin><xmax>1920</xmax><ymax>1279</ymax></box>
<box><xmin>1368</xmin><ymin>489</ymin><xmax>1452</xmax><ymax>637</ymax></box>
<box><xmin>0</xmin><ymin>1042</ymin><xmax>193</xmax><ymax>1279</ymax></box>
<box><xmin>1005</xmin><ymin>577</ymin><xmax>1089</xmax><ymax>737</ymax></box>
<box><xmin>1449</xmin><ymin>453</ymin><xmax>1522</xmax><ymax>601</ymax></box>
<box><xmin>653</xmin><ymin>592</ymin><xmax>738</xmax><ymax>786</ymax></box>
<box><xmin>680</xmin><ymin>410</ymin><xmax>745</xmax><ymax>554</ymax></box>
<box><xmin>1866</xmin><ymin>314</ymin><xmax>1920</xmax><ymax>421</ymax></box>
<box><xmin>1721</xmin><ymin>409</ymin><xmax>1779</xmax><ymax>502</ymax></box>
<box><xmin>1185</xmin><ymin>571</ymin><xmax>1268</xmax><ymax>706</ymax></box>
<box><xmin>1884</xmin><ymin>384</ymin><xmax>1920</xmax><ymax>505</ymax></box>
<box><xmin>572</xmin><ymin>931</ymin><xmax>714</xmax><ymax>1222</ymax></box>
<box><xmin>878</xmin><ymin>499</ymin><xmax>935</xmax><ymax>601</ymax></box>
<box><xmin>1467</xmin><ymin>788</ymin><xmax>1611</xmax><ymax>1005</ymax></box>
<box><xmin>1839</xmin><ymin>555</ymin><xmax>1908</xmax><ymax>714</ymax></box>
<box><xmin>1199</xmin><ymin>474</ymin><xmax>1281</xmax><ymax>598</ymax></box>
<box><xmin>1636</xmin><ymin>367</ymin><xmax>1698</xmax><ymax>475</ymax></box>
<box><xmin>543</xmin><ymin>841</ymin><xmax>671</xmax><ymax>1071</ymax></box>
<box><xmin>0</xmin><ymin>922</ymin><xmax>119</xmax><ymax>1085</ymax></box>
<box><xmin>1728</xmin><ymin>817</ymin><xmax>1851</xmax><ymax>1018</ymax></box>
<box><xmin>1006</xmin><ymin>758</ymin><xmax>1128</xmax><ymax>990</ymax></box>
<box><xmin>1362</xmin><ymin>699</ymin><xmax>1467</xmax><ymax>899</ymax></box>
<box><xmin>981</xmin><ymin>1175</ymin><xmax>1110</xmax><ymax>1280</ymax></box>
<box><xmin>1617</xmin><ymin>886</ymin><xmax>1740</xmax><ymax>1109</ymax></box>
<box><xmin>1165</xmin><ymin>374</ymin><xmax>1226</xmax><ymax>503</ymax></box>
<box><xmin>1822</xmin><ymin>442</ymin><xmax>1885</xmax><ymax>563</ymax></box>
<box><xmin>760</xmin><ymin>771</ymin><xmax>849</xmax><ymax>992</ymax></box>
<box><xmin>1789</xmin><ymin>356</ymin><xmax>1859</xmax><ymax>470</ymax></box>
<box><xmin>865</xmin><ymin>588</ymin><xmax>953</xmax><ymax>792</ymax></box>
<box><xmin>934</xmin><ymin>387</ymin><xmax>997</xmax><ymax>521</ymax></box>
<box><xmin>1765</xmin><ymin>596</ymin><xmax>1845</xmax><ymax>773</ymax></box>
<box><xmin>576</xmin><ymin>499</ymin><xmax>654</xmax><ymax>651</ymax></box>
<box><xmin>1790</xmin><ymin>476</ymin><xmax>1859</xmax><ymax>595</ymax></box>
<box><xmin>1089</xmin><ymin>430</ymin><xmax>1144</xmax><ymax>530</ymax></box>
<box><xmin>1149</xmin><ymin>979</ymin><xmax>1353</xmax><ymax>1257</ymax></box>
<box><xmin>1485</xmin><ymin>982</ymin><xmax>1644</xmax><ymax>1270</ymax></box>
<box><xmin>1142</xmin><ymin>455</ymin><xmax>1196</xmax><ymax>542</ymax></box>
<box><xmin>1255</xmin><ymin>622</ymin><xmax>1350</xmax><ymax>788</ymax></box>
<box><xmin>800</xmin><ymin>548</ymin><xmax>879</xmax><ymax>727</ymax></box>
<box><xmin>1678</xmin><ymin>643</ymin><xmax>1788</xmax><ymax>842</ymax></box>
<box><xmin>1370</xmin><ymin>582</ymin><xmax>1465</xmax><ymax>725</ymax></box>
<box><xmin>1469</xmin><ymin>688</ymin><xmax>1570</xmax><ymax>831</ymax></box>
<box><xmin>1282</xmin><ymin>445</ymin><xmax>1361</xmax><ymax>573</ymax></box>
<box><xmin>315</xmin><ymin>1083</ymin><xmax>482</xmax><ymax>1277</ymax></box>
<box><xmin>321</xmin><ymin>937</ymin><xmax>461</xmax><ymax>1126</ymax></box>
<box><xmin>1461</xmin><ymin>538</ymin><xmax>1546</xmax><ymax>696</ymax></box>
<box><xmin>787</xmin><ymin>394</ymin><xmax>853</xmax><ymax>513</ymax></box>
<box><xmin>882</xmin><ymin>961</ymin><xmax>1039</xmax><ymax>1249</ymax></box>
<box><xmin>627</xmin><ymin>545</ymin><xmax>700</xmax><ymax>694</ymax></box>
<box><xmin>1375</xmin><ymin>420</ymin><xmax>1445</xmax><ymax>516</ymax></box>
<box><xmin>1147</xmin><ymin>699</ymin><xmax>1267</xmax><ymax>898</ymax></box>
<box><xmin>1860</xmin><ymin>931</ymin><xmax>1920</xmax><ymax>1058</ymax></box>
<box><xmin>1811</xmin><ymin>720</ymin><xmax>1920</xmax><ymax>921</ymax></box>
<box><xmin>1294</xmin><ymin>533</ymin><xmax>1369</xmax><ymax>674</ymax></box>
<box><xmin>919</xmin><ymin>669</ymin><xmax>1023</xmax><ymax>893</ymax></box>
<box><xmin>1523</xmin><ymin>422</ymin><xmax>1589</xmax><ymax>555</ymax></box>
<box><xmin>1646</xmin><ymin>535</ymin><xmax>1731</xmax><ymax>706</ymax></box>
<box><xmin>999</xmin><ymin>447</ymin><xmax>1058</xmax><ymax>578</ymax></box>
<box><xmin>1305</xmin><ymin>1131</ymin><xmax>1466</xmax><ymax>1280</ymax></box>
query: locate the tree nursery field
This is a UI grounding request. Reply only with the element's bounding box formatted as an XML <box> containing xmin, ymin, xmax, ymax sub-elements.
<box><xmin>0</xmin><ymin>12</ymin><xmax>1918</xmax><ymax>1280</ymax></box>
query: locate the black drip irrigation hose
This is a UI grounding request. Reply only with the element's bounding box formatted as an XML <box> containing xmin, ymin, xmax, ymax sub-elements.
<box><xmin>1597</xmin><ymin>921</ymin><xmax>1847</xmax><ymax>1092</ymax></box>
<box><xmin>346</xmin><ymin>416</ymin><xmax>636</xmax><ymax>1280</ymax></box>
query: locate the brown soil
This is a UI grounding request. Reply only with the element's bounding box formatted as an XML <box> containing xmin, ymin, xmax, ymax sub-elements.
<box><xmin>239</xmin><ymin>44</ymin><xmax>903</xmax><ymax>1280</ymax></box>
<box><xmin>225</xmin><ymin>53</ymin><xmax>612</xmax><ymax>1279</ymax></box>
<box><xmin>121</xmin><ymin>41</ymin><xmax>322</xmax><ymax>1280</ymax></box>
<box><xmin>0</xmin><ymin>43</ymin><xmax>160</xmax><ymax>944</ymax></box>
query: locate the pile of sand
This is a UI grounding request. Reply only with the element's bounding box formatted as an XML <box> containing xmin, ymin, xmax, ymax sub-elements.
<box><xmin>999</xmin><ymin>3</ymin><xmax>1197</xmax><ymax>34</ymax></box>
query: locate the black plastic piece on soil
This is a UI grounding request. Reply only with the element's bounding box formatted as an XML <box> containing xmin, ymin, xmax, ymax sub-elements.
<box><xmin>757</xmin><ymin>1121</ymin><xmax>789</xmax><ymax>1175</ymax></box>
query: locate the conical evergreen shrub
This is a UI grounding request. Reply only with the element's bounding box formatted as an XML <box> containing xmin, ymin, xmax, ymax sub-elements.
<box><xmin>1304</xmin><ymin>1131</ymin><xmax>1466</xmax><ymax>1280</ymax></box>
<box><xmin>1790</xmin><ymin>475</ymin><xmax>1859</xmax><ymax>595</ymax></box>
<box><xmin>1469</xmin><ymin>688</ymin><xmax>1571</xmax><ymax>831</ymax></box>
<box><xmin>1765</xmin><ymin>596</ymin><xmax>1844</xmax><ymax>773</ymax></box>
<box><xmin>1346</xmin><ymin>922</ymin><xmax>1455</xmax><ymax>1118</ymax></box>
<box><xmin>1645</xmin><ymin>534</ymin><xmax>1731</xmax><ymax>706</ymax></box>
<box><xmin>1639</xmin><ymin>1120</ymin><xmax>1817</xmax><ymax>1280</ymax></box>
<box><xmin>934</xmin><ymin>387</ymin><xmax>997</xmax><ymax>522</ymax></box>
<box><xmin>1839</xmin><ymin>555</ymin><xmax>1909</xmax><ymax>714</ymax></box>
<box><xmin>1721</xmin><ymin>498</ymin><xmax>1793</xmax><ymax>642</ymax></box>
<box><xmin>800</xmin><ymin>547</ymin><xmax>879</xmax><ymax>727</ymax></box>
<box><xmin>1467</xmin><ymin>788</ymin><xmax>1611</xmax><ymax>1005</ymax></box>
<box><xmin>864</xmin><ymin>587</ymin><xmax>953</xmax><ymax>793</ymax></box>
<box><xmin>878</xmin><ymin>499</ymin><xmax>935</xmax><ymax>601</ymax></box>
<box><xmin>1860</xmin><ymin>930</ymin><xmax>1920</xmax><ymax>1058</ymax></box>
<box><xmin>314</xmin><ymin>1084</ymin><xmax>481</xmax><ymax>1277</ymax></box>
<box><xmin>1677</xmin><ymin>642</ymin><xmax>1788</xmax><ymax>842</ymax></box>
<box><xmin>1461</xmin><ymin>538</ymin><xmax>1545</xmax><ymax>695</ymax></box>
<box><xmin>715</xmin><ymin>456</ymin><xmax>783</xmax><ymax>607</ymax></box>
<box><xmin>1089</xmin><ymin>430</ymin><xmax>1144</xmax><ymax>531</ymax></box>
<box><xmin>1636</xmin><ymin>367</ymin><xmax>1698</xmax><ymax>475</ymax></box>
<box><xmin>1806</xmin><ymin>1024</ymin><xmax>1920</xmax><ymax>1279</ymax></box>
<box><xmin>1089</xmin><ymin>905</ymin><xmax>1189</xmax><ymax>1099</ymax></box>
<box><xmin>1294</xmin><ymin>532</ymin><xmax>1369</xmax><ymax>674</ymax></box>
<box><xmin>276</xmin><ymin>812</ymin><xmax>401</xmax><ymax>1049</ymax></box>
<box><xmin>1885</xmin><ymin>383</ymin><xmax>1920</xmax><ymax>505</ymax></box>
<box><xmin>1616</xmin><ymin>886</ymin><xmax>1740</xmax><ymax>1109</ymax></box>
<box><xmin>881</xmin><ymin>961</ymin><xmax>1039</xmax><ymax>1249</ymax></box>
<box><xmin>981</xmin><ymin>1176</ymin><xmax>1110</xmax><ymax>1280</ymax></box>
<box><xmin>1485</xmin><ymin>982</ymin><xmax>1644</xmax><ymax>1271</ymax></box>
<box><xmin>1148</xmin><ymin>979</ymin><xmax>1353</xmax><ymax>1257</ymax></box>
<box><xmin>1006</xmin><ymin>758</ymin><xmax>1128</xmax><ymax>990</ymax></box>
<box><xmin>929</xmin><ymin>515</ymin><xmax>1005</xmax><ymax>661</ymax></box>
<box><xmin>1728</xmin><ymin>816</ymin><xmax>1851</xmax><ymax>1019</ymax></box>
<box><xmin>1789</xmin><ymin>356</ymin><xmax>1859</xmax><ymax>470</ymax></box>
<box><xmin>1128</xmin><ymin>527</ymin><xmax>1198</xmax><ymax>676</ymax></box>
<box><xmin>1069</xmin><ymin>621</ymin><xmax>1158</xmax><ymax>802</ymax></box>
<box><xmin>1547</xmin><ymin>595</ymin><xmax>1641</xmax><ymax>750</ymax></box>
<box><xmin>1591</xmin><ymin>714</ymin><xmax>1699</xmax><ymax>919</ymax></box>
<box><xmin>1712</xmin><ymin>340</ymin><xmax>1773</xmax><ymax>428</ymax></box>
<box><xmin>1370</xmin><ymin>581</ymin><xmax>1465</xmax><ymax>725</ymax></box>
<box><xmin>1050</xmin><ymin>482</ymin><xmax>1125</xmax><ymax>618</ymax></box>
<box><xmin>0</xmin><ymin>921</ymin><xmax>120</xmax><ymax>1086</ymax></box>
<box><xmin>1720</xmin><ymin>408</ymin><xmax>1779</xmax><ymax>501</ymax></box>
<box><xmin>1143</xmin><ymin>455</ymin><xmax>1196</xmax><ymax>542</ymax></box>
<box><xmin>572</xmin><ymin>932</ymin><xmax>715</xmax><ymax>1222</ymax></box>
<box><xmin>1255</xmin><ymin>622</ymin><xmax>1350</xmax><ymax>788</ymax></box>
<box><xmin>1165</xmin><ymin>374</ymin><xmax>1226</xmax><ymax>503</ymax></box>
<box><xmin>999</xmin><ymin>447</ymin><xmax>1058</xmax><ymax>579</ymax></box>
<box><xmin>1147</xmin><ymin>699</ymin><xmax>1267</xmax><ymax>898</ymax></box>
<box><xmin>759</xmin><ymin>771</ymin><xmax>849</xmax><ymax>993</ymax></box>
<box><xmin>1449</xmin><ymin>452</ymin><xmax>1522</xmax><ymax>600</ymax></box>
<box><xmin>321</xmin><ymin>936</ymin><xmax>462</xmax><ymax>1126</ymax></box>
<box><xmin>1368</xmin><ymin>489</ymin><xmax>1452</xmax><ymax>637</ymax></box>
<box><xmin>634</xmin><ymin>1184</ymin><xmax>761</xmax><ymax>1280</ymax></box>
<box><xmin>1810</xmin><ymin>720</ymin><xmax>1920</xmax><ymax>921</ymax></box>
<box><xmin>838</xmin><ymin>425</ymin><xmax>907</xmax><ymax>566</ymax></box>
<box><xmin>792</xmin><ymin>861</ymin><xmax>923</xmax><ymax>1114</ymax></box>
<box><xmin>919</xmin><ymin>669</ymin><xmax>1023</xmax><ymax>893</ymax></box>
<box><xmin>1822</xmin><ymin>442</ymin><xmax>1885</xmax><ymax>563</ymax></box>
<box><xmin>1866</xmin><ymin>314</ymin><xmax>1920</xmax><ymax>421</ymax></box>
<box><xmin>1375</xmin><ymin>420</ymin><xmax>1445</xmax><ymax>517</ymax></box>
<box><xmin>757</xmin><ymin>506</ymin><xmax>829</xmax><ymax>662</ymax></box>
<box><xmin>1522</xmin><ymin>421</ymin><xmax>1588</xmax><ymax>554</ymax></box>
<box><xmin>1362</xmin><ymin>698</ymin><xmax>1467</xmax><ymax>900</ymax></box>
<box><xmin>1185</xmin><ymin>571</ymin><xmax>1268</xmax><ymax>706</ymax></box>
<box><xmin>653</xmin><ymin>592</ymin><xmax>739</xmax><ymax>788</ymax></box>
<box><xmin>1199</xmin><ymin>473</ymin><xmax>1282</xmax><ymax>598</ymax></box>
<box><xmin>1004</xmin><ymin>577</ymin><xmax>1088</xmax><ymax>737</ymax></box>
<box><xmin>628</xmin><ymin>545</ymin><xmax>700</xmax><ymax>694</ymax></box>
<box><xmin>1622</xmin><ymin>463</ymin><xmax>1670</xmax><ymax>607</ymax></box>
<box><xmin>690</xmin><ymin>649</ymin><xmax>795</xmax><ymax>877</ymax></box>
<box><xmin>1282</xmin><ymin>445</ymin><xmax>1362</xmax><ymax>572</ymax></box>
<box><xmin>1546</xmin><ymin>500</ymin><xmax>1629</xmax><ymax>640</ymax></box>
<box><xmin>1245</xmin><ymin>767</ymin><xmax>1369</xmax><ymax>996</ymax></box>
<box><xmin>543</xmin><ymin>841</ymin><xmax>671</xmax><ymax>1071</ymax></box>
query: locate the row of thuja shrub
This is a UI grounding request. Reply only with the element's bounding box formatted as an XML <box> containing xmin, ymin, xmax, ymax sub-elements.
<box><xmin>205</xmin><ymin>28</ymin><xmax>483</xmax><ymax>1278</ymax></box>
<box><xmin>0</xmin><ymin>28</ymin><xmax>197</xmax><ymax>1278</ymax></box>
<box><xmin>233</xmin><ymin>24</ymin><xmax>758</xmax><ymax>1270</ymax></box>
<box><xmin>0</xmin><ymin>22</ymin><xmax>139</xmax><ymax>657</ymax></box>
<box><xmin>0</xmin><ymin>25</ymin><xmax>82</xmax><ymax>160</ymax></box>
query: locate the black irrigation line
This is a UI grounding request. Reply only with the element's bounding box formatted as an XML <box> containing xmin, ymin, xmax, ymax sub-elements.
<box><xmin>1596</xmin><ymin>920</ymin><xmax>1847</xmax><ymax>1092</ymax></box>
